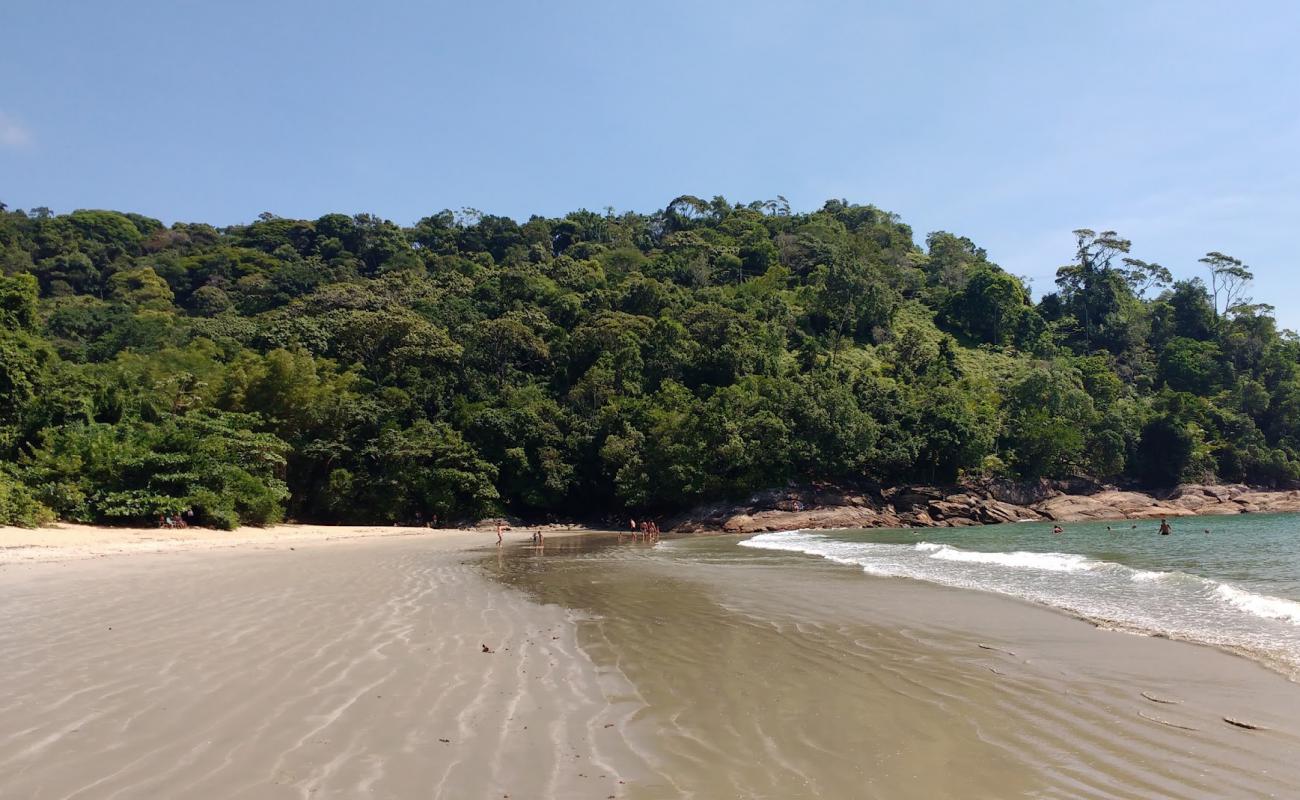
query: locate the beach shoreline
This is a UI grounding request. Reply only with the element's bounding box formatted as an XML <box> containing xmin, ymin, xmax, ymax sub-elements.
<box><xmin>4</xmin><ymin>525</ymin><xmax>1300</xmax><ymax>797</ymax></box>
<box><xmin>6</xmin><ymin>479</ymin><xmax>1297</xmax><ymax>567</ymax></box>
<box><xmin>497</xmin><ymin>532</ymin><xmax>1300</xmax><ymax>798</ymax></box>
<box><xmin>0</xmin><ymin>521</ymin><xmax>613</xmax><ymax>567</ymax></box>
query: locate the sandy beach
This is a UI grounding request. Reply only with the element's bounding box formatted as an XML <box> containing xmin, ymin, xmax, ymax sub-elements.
<box><xmin>0</xmin><ymin>525</ymin><xmax>647</xmax><ymax>799</ymax></box>
<box><xmin>3</xmin><ymin>525</ymin><xmax>1300</xmax><ymax>798</ymax></box>
<box><xmin>0</xmin><ymin>522</ymin><xmax>586</xmax><ymax>565</ymax></box>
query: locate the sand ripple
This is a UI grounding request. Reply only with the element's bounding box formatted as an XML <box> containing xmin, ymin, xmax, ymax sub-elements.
<box><xmin>0</xmin><ymin>538</ymin><xmax>649</xmax><ymax>799</ymax></box>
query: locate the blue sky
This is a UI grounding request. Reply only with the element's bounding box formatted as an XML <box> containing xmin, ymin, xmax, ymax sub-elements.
<box><xmin>3</xmin><ymin>1</ymin><xmax>1298</xmax><ymax>327</ymax></box>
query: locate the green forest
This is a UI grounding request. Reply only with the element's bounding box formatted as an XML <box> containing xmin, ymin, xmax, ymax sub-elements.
<box><xmin>1</xmin><ymin>196</ymin><xmax>1296</xmax><ymax>528</ymax></box>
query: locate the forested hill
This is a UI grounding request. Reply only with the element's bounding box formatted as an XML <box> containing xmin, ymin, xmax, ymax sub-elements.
<box><xmin>1</xmin><ymin>197</ymin><xmax>1297</xmax><ymax>528</ymax></box>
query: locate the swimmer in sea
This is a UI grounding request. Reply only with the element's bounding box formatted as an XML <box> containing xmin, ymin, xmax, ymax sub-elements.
<box><xmin>1158</xmin><ymin>518</ymin><xmax>1172</xmax><ymax>536</ymax></box>
<box><xmin>1052</xmin><ymin>525</ymin><xmax>1063</xmax><ymax>535</ymax></box>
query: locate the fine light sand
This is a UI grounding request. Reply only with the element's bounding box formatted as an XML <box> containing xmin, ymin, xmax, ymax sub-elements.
<box><xmin>0</xmin><ymin>522</ymin><xmax>587</xmax><ymax>565</ymax></box>
<box><xmin>5</xmin><ymin>526</ymin><xmax>1300</xmax><ymax>799</ymax></box>
<box><xmin>0</xmin><ymin>526</ymin><xmax>648</xmax><ymax>799</ymax></box>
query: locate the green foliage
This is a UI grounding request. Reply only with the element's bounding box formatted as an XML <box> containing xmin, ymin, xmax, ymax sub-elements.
<box><xmin>108</xmin><ymin>266</ymin><xmax>175</xmax><ymax>311</ymax></box>
<box><xmin>1135</xmin><ymin>415</ymin><xmax>1195</xmax><ymax>488</ymax></box>
<box><xmin>0</xmin><ymin>466</ymin><xmax>53</xmax><ymax>527</ymax></box>
<box><xmin>0</xmin><ymin>273</ymin><xmax>40</xmax><ymax>331</ymax></box>
<box><xmin>20</xmin><ymin>412</ymin><xmax>287</xmax><ymax>528</ymax></box>
<box><xmin>1160</xmin><ymin>338</ymin><xmax>1230</xmax><ymax>393</ymax></box>
<box><xmin>0</xmin><ymin>198</ymin><xmax>1294</xmax><ymax>527</ymax></box>
<box><xmin>1003</xmin><ymin>365</ymin><xmax>1095</xmax><ymax>478</ymax></box>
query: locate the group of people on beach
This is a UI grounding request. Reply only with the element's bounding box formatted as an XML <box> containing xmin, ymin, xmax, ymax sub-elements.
<box><xmin>624</xmin><ymin>518</ymin><xmax>660</xmax><ymax>543</ymax></box>
<box><xmin>157</xmin><ymin>509</ymin><xmax>195</xmax><ymax>529</ymax></box>
<box><xmin>413</xmin><ymin>511</ymin><xmax>438</xmax><ymax>528</ymax></box>
<box><xmin>494</xmin><ymin>522</ymin><xmax>546</xmax><ymax>547</ymax></box>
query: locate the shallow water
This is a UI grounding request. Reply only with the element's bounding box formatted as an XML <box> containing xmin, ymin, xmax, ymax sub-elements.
<box><xmin>733</xmin><ymin>513</ymin><xmax>1300</xmax><ymax>678</ymax></box>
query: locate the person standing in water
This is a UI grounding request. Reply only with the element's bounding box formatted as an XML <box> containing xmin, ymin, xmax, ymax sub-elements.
<box><xmin>1158</xmin><ymin>518</ymin><xmax>1172</xmax><ymax>536</ymax></box>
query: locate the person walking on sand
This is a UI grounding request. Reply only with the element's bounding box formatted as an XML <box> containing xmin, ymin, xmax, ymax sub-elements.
<box><xmin>1159</xmin><ymin>518</ymin><xmax>1172</xmax><ymax>536</ymax></box>
<box><xmin>496</xmin><ymin>523</ymin><xmax>504</xmax><ymax>545</ymax></box>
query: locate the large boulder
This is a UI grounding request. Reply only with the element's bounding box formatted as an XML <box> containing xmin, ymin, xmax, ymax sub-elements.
<box><xmin>1033</xmin><ymin>494</ymin><xmax>1125</xmax><ymax>521</ymax></box>
<box><xmin>890</xmin><ymin>486</ymin><xmax>947</xmax><ymax>511</ymax></box>
<box><xmin>976</xmin><ymin>499</ymin><xmax>1041</xmax><ymax>524</ymax></box>
<box><xmin>979</xmin><ymin>478</ymin><xmax>1059</xmax><ymax>506</ymax></box>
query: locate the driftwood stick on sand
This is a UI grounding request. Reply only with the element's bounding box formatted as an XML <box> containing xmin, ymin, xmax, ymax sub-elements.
<box><xmin>1222</xmin><ymin>717</ymin><xmax>1267</xmax><ymax>731</ymax></box>
<box><xmin>977</xmin><ymin>643</ymin><xmax>1016</xmax><ymax>657</ymax></box>
<box><xmin>1140</xmin><ymin>691</ymin><xmax>1183</xmax><ymax>705</ymax></box>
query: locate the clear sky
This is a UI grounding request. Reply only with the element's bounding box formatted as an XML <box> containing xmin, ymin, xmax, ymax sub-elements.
<box><xmin>3</xmin><ymin>1</ymin><xmax>1298</xmax><ymax>327</ymax></box>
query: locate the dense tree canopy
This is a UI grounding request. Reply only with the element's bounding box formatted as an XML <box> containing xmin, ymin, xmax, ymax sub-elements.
<box><xmin>0</xmin><ymin>199</ymin><xmax>1296</xmax><ymax>527</ymax></box>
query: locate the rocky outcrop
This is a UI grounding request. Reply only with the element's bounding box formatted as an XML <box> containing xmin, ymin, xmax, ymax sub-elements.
<box><xmin>668</xmin><ymin>482</ymin><xmax>1300</xmax><ymax>534</ymax></box>
<box><xmin>1167</xmin><ymin>485</ymin><xmax>1300</xmax><ymax>515</ymax></box>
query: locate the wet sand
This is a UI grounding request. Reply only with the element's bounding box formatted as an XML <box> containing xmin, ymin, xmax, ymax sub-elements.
<box><xmin>4</xmin><ymin>529</ymin><xmax>1300</xmax><ymax>798</ymax></box>
<box><xmin>494</xmin><ymin>534</ymin><xmax>1300</xmax><ymax>799</ymax></box>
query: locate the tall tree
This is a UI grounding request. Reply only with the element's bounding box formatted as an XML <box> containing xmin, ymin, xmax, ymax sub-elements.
<box><xmin>1200</xmin><ymin>251</ymin><xmax>1254</xmax><ymax>319</ymax></box>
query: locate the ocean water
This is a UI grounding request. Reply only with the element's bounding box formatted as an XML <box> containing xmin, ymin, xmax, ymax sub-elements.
<box><xmin>733</xmin><ymin>514</ymin><xmax>1300</xmax><ymax>679</ymax></box>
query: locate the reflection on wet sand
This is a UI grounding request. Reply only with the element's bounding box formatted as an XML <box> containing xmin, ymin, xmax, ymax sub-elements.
<box><xmin>488</xmin><ymin>533</ymin><xmax>1300</xmax><ymax>800</ymax></box>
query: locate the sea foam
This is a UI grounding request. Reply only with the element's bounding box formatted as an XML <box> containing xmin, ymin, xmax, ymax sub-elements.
<box><xmin>1215</xmin><ymin>584</ymin><xmax>1300</xmax><ymax>624</ymax></box>
<box><xmin>739</xmin><ymin>530</ymin><xmax>1300</xmax><ymax>678</ymax></box>
<box><xmin>917</xmin><ymin>542</ymin><xmax>1092</xmax><ymax>572</ymax></box>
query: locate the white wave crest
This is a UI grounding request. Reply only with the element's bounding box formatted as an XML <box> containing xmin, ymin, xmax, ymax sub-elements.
<box><xmin>1215</xmin><ymin>584</ymin><xmax>1300</xmax><ymax>625</ymax></box>
<box><xmin>1129</xmin><ymin>570</ymin><xmax>1167</xmax><ymax>582</ymax></box>
<box><xmin>920</xmin><ymin>543</ymin><xmax>1093</xmax><ymax>572</ymax></box>
<box><xmin>736</xmin><ymin>529</ymin><xmax>1300</xmax><ymax>677</ymax></box>
<box><xmin>738</xmin><ymin>531</ymin><xmax>824</xmax><ymax>553</ymax></box>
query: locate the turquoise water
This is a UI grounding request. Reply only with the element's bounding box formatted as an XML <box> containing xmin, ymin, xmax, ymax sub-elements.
<box><xmin>731</xmin><ymin>513</ymin><xmax>1300</xmax><ymax>679</ymax></box>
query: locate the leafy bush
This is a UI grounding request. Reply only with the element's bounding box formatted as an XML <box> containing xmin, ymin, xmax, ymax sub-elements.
<box><xmin>0</xmin><ymin>468</ymin><xmax>53</xmax><ymax>527</ymax></box>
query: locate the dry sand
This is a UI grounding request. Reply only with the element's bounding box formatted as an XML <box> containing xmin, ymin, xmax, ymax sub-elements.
<box><xmin>0</xmin><ymin>521</ymin><xmax>587</xmax><ymax>565</ymax></box>
<box><xmin>0</xmin><ymin>525</ymin><xmax>649</xmax><ymax>799</ymax></box>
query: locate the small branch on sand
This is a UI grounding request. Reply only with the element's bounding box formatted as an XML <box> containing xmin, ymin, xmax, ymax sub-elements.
<box><xmin>1223</xmin><ymin>717</ymin><xmax>1267</xmax><ymax>731</ymax></box>
<box><xmin>1138</xmin><ymin>711</ymin><xmax>1198</xmax><ymax>731</ymax></box>
<box><xmin>1140</xmin><ymin>691</ymin><xmax>1182</xmax><ymax>705</ymax></box>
